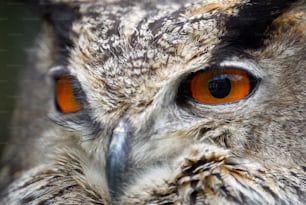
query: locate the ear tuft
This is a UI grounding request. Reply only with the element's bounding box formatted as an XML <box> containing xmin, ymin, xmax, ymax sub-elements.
<box><xmin>222</xmin><ymin>0</ymin><xmax>300</xmax><ymax>49</ymax></box>
<box><xmin>27</xmin><ymin>0</ymin><xmax>81</xmax><ymax>64</ymax></box>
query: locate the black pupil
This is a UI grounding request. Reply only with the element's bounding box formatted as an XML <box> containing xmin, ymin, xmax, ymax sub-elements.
<box><xmin>208</xmin><ymin>75</ymin><xmax>231</xmax><ymax>98</ymax></box>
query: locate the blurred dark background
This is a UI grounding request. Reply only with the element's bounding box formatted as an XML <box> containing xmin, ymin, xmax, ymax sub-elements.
<box><xmin>0</xmin><ymin>0</ymin><xmax>40</xmax><ymax>157</ymax></box>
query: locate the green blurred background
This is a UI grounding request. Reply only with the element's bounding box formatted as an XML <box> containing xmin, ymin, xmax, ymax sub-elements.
<box><xmin>0</xmin><ymin>1</ymin><xmax>40</xmax><ymax>156</ymax></box>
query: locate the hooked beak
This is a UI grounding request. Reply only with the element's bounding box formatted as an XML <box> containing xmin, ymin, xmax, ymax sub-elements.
<box><xmin>106</xmin><ymin>119</ymin><xmax>130</xmax><ymax>201</ymax></box>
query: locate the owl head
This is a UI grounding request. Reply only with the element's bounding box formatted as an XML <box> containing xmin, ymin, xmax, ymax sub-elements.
<box><xmin>2</xmin><ymin>0</ymin><xmax>305</xmax><ymax>203</ymax></box>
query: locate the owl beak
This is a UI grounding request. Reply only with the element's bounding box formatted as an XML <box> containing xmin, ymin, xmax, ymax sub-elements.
<box><xmin>106</xmin><ymin>119</ymin><xmax>130</xmax><ymax>201</ymax></box>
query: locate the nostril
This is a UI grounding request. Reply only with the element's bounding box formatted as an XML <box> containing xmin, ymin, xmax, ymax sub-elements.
<box><xmin>106</xmin><ymin>119</ymin><xmax>130</xmax><ymax>201</ymax></box>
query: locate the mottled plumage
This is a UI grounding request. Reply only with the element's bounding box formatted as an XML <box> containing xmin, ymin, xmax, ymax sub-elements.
<box><xmin>0</xmin><ymin>0</ymin><xmax>306</xmax><ymax>204</ymax></box>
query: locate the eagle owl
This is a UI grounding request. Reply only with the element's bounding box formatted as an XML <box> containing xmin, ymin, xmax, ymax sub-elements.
<box><xmin>0</xmin><ymin>0</ymin><xmax>306</xmax><ymax>204</ymax></box>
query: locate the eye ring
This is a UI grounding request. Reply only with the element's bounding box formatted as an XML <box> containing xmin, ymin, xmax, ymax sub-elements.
<box><xmin>187</xmin><ymin>68</ymin><xmax>258</xmax><ymax>105</ymax></box>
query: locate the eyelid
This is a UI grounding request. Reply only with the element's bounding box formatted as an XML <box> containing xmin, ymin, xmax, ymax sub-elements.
<box><xmin>219</xmin><ymin>59</ymin><xmax>264</xmax><ymax>78</ymax></box>
<box><xmin>48</xmin><ymin>66</ymin><xmax>71</xmax><ymax>80</ymax></box>
<box><xmin>49</xmin><ymin>67</ymin><xmax>81</xmax><ymax>101</ymax></box>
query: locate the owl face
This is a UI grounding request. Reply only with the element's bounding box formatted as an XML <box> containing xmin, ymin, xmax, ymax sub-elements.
<box><xmin>12</xmin><ymin>0</ymin><xmax>305</xmax><ymax>202</ymax></box>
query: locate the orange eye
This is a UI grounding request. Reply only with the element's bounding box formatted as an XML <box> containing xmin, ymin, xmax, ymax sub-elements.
<box><xmin>56</xmin><ymin>77</ymin><xmax>82</xmax><ymax>113</ymax></box>
<box><xmin>190</xmin><ymin>69</ymin><xmax>255</xmax><ymax>104</ymax></box>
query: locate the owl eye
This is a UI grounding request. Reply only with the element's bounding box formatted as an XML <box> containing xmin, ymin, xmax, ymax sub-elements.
<box><xmin>190</xmin><ymin>69</ymin><xmax>257</xmax><ymax>104</ymax></box>
<box><xmin>55</xmin><ymin>76</ymin><xmax>82</xmax><ymax>113</ymax></box>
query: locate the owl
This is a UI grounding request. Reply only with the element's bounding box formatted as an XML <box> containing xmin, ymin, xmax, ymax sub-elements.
<box><xmin>0</xmin><ymin>0</ymin><xmax>305</xmax><ymax>204</ymax></box>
